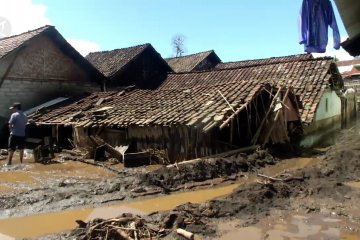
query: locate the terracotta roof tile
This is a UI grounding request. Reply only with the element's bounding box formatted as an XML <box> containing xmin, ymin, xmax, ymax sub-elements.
<box><xmin>165</xmin><ymin>50</ymin><xmax>219</xmax><ymax>72</ymax></box>
<box><xmin>0</xmin><ymin>25</ymin><xmax>52</xmax><ymax>59</ymax></box>
<box><xmin>160</xmin><ymin>57</ymin><xmax>337</xmax><ymax>124</ymax></box>
<box><xmin>29</xmin><ymin>56</ymin><xmax>339</xmax><ymax>127</ymax></box>
<box><xmin>216</xmin><ymin>54</ymin><xmax>313</xmax><ymax>69</ymax></box>
<box><xmin>85</xmin><ymin>44</ymin><xmax>151</xmax><ymax>77</ymax></box>
<box><xmin>29</xmin><ymin>78</ymin><xmax>268</xmax><ymax>131</ymax></box>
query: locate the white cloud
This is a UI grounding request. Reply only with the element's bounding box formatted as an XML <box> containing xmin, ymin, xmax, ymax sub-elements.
<box><xmin>0</xmin><ymin>0</ymin><xmax>49</xmax><ymax>35</ymax></box>
<box><xmin>67</xmin><ymin>38</ymin><xmax>101</xmax><ymax>56</ymax></box>
<box><xmin>0</xmin><ymin>0</ymin><xmax>100</xmax><ymax>56</ymax></box>
<box><xmin>312</xmin><ymin>36</ymin><xmax>354</xmax><ymax>60</ymax></box>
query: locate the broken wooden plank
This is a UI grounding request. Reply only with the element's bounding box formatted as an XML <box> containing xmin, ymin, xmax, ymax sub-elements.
<box><xmin>167</xmin><ymin>145</ymin><xmax>259</xmax><ymax>168</ymax></box>
<box><xmin>89</xmin><ymin>135</ymin><xmax>123</xmax><ymax>161</ymax></box>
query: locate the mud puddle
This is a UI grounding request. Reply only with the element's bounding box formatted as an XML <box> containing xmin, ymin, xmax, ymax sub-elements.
<box><xmin>217</xmin><ymin>214</ymin><xmax>360</xmax><ymax>240</ymax></box>
<box><xmin>0</xmin><ymin>160</ymin><xmax>117</xmax><ymax>194</ymax></box>
<box><xmin>345</xmin><ymin>181</ymin><xmax>360</xmax><ymax>189</ymax></box>
<box><xmin>0</xmin><ymin>184</ymin><xmax>241</xmax><ymax>238</ymax></box>
<box><xmin>0</xmin><ymin>156</ymin><xmax>323</xmax><ymax>238</ymax></box>
<box><xmin>261</xmin><ymin>156</ymin><xmax>323</xmax><ymax>176</ymax></box>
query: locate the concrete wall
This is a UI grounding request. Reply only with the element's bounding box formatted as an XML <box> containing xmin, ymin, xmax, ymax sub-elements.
<box><xmin>301</xmin><ymin>89</ymin><xmax>342</xmax><ymax>148</ymax></box>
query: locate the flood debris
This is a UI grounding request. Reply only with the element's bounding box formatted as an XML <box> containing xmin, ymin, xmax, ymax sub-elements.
<box><xmin>89</xmin><ymin>135</ymin><xmax>123</xmax><ymax>162</ymax></box>
<box><xmin>69</xmin><ymin>214</ymin><xmax>168</xmax><ymax>240</ymax></box>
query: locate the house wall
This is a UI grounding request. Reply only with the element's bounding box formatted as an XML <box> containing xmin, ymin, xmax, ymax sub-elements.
<box><xmin>301</xmin><ymin>89</ymin><xmax>342</xmax><ymax>148</ymax></box>
<box><xmin>0</xmin><ymin>35</ymin><xmax>100</xmax><ymax>119</ymax></box>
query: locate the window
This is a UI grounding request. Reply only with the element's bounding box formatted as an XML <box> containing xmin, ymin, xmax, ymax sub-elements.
<box><xmin>325</xmin><ymin>98</ymin><xmax>328</xmax><ymax>112</ymax></box>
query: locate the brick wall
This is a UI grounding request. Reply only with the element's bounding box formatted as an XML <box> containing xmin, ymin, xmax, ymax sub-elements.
<box><xmin>0</xmin><ymin>33</ymin><xmax>101</xmax><ymax>119</ymax></box>
<box><xmin>0</xmin><ymin>79</ymin><xmax>98</xmax><ymax>118</ymax></box>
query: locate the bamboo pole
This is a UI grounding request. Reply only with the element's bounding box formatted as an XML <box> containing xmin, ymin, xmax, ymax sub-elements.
<box><xmin>263</xmin><ymin>88</ymin><xmax>290</xmax><ymax>145</ymax></box>
<box><xmin>219</xmin><ymin>103</ymin><xmax>249</xmax><ymax>129</ymax></box>
<box><xmin>218</xmin><ymin>90</ymin><xmax>236</xmax><ymax>113</ymax></box>
<box><xmin>251</xmin><ymin>87</ymin><xmax>283</xmax><ymax>144</ymax></box>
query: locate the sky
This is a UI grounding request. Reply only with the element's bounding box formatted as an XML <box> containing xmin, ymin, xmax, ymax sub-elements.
<box><xmin>0</xmin><ymin>0</ymin><xmax>354</xmax><ymax>61</ymax></box>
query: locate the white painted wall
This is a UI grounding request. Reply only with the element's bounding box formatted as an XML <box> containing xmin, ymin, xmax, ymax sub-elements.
<box><xmin>314</xmin><ymin>89</ymin><xmax>341</xmax><ymax>121</ymax></box>
<box><xmin>301</xmin><ymin>89</ymin><xmax>342</xmax><ymax>148</ymax></box>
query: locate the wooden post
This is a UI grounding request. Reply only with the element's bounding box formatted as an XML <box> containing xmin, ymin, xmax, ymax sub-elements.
<box><xmin>251</xmin><ymin>87</ymin><xmax>282</xmax><ymax>144</ymax></box>
<box><xmin>220</xmin><ymin>103</ymin><xmax>249</xmax><ymax>129</ymax></box>
<box><xmin>263</xmin><ymin>88</ymin><xmax>290</xmax><ymax>145</ymax></box>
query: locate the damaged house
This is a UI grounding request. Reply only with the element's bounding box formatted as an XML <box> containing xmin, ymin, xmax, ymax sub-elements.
<box><xmin>85</xmin><ymin>44</ymin><xmax>172</xmax><ymax>89</ymax></box>
<box><xmin>214</xmin><ymin>54</ymin><xmax>351</xmax><ymax>147</ymax></box>
<box><xmin>0</xmin><ymin>25</ymin><xmax>104</xmax><ymax>144</ymax></box>
<box><xmin>27</xmin><ymin>52</ymin><xmax>351</xmax><ymax>163</ymax></box>
<box><xmin>28</xmin><ymin>69</ymin><xmax>300</xmax><ymax>163</ymax></box>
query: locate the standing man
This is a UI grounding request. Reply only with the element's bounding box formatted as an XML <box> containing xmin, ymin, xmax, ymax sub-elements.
<box><xmin>7</xmin><ymin>102</ymin><xmax>27</xmax><ymax>165</ymax></box>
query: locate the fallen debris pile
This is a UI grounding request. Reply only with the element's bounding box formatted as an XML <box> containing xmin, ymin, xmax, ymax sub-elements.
<box><xmin>141</xmin><ymin>148</ymin><xmax>277</xmax><ymax>191</ymax></box>
<box><xmin>68</xmin><ymin>212</ymin><xmax>199</xmax><ymax>240</ymax></box>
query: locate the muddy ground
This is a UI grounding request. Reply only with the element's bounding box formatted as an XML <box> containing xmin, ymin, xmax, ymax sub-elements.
<box><xmin>148</xmin><ymin>127</ymin><xmax>360</xmax><ymax>238</ymax></box>
<box><xmin>2</xmin><ymin>127</ymin><xmax>360</xmax><ymax>239</ymax></box>
<box><xmin>0</xmin><ymin>149</ymin><xmax>277</xmax><ymax>218</ymax></box>
<box><xmin>60</xmin><ymin>127</ymin><xmax>360</xmax><ymax>239</ymax></box>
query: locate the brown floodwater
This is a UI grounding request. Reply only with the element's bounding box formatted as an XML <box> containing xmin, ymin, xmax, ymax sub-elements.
<box><xmin>0</xmin><ymin>160</ymin><xmax>117</xmax><ymax>194</ymax></box>
<box><xmin>0</xmin><ymin>156</ymin><xmax>324</xmax><ymax>239</ymax></box>
<box><xmin>217</xmin><ymin>214</ymin><xmax>360</xmax><ymax>240</ymax></box>
<box><xmin>0</xmin><ymin>184</ymin><xmax>241</xmax><ymax>238</ymax></box>
<box><xmin>346</xmin><ymin>181</ymin><xmax>360</xmax><ymax>189</ymax></box>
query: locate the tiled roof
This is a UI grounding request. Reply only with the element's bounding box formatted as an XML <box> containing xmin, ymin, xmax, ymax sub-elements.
<box><xmin>0</xmin><ymin>25</ymin><xmax>51</xmax><ymax>59</ymax></box>
<box><xmin>29</xmin><ymin>79</ymin><xmax>268</xmax><ymax>131</ymax></box>
<box><xmin>165</xmin><ymin>50</ymin><xmax>219</xmax><ymax>72</ymax></box>
<box><xmin>215</xmin><ymin>54</ymin><xmax>313</xmax><ymax>69</ymax></box>
<box><xmin>29</xmin><ymin>55</ymin><xmax>340</xmax><ymax>127</ymax></box>
<box><xmin>0</xmin><ymin>25</ymin><xmax>104</xmax><ymax>82</ymax></box>
<box><xmin>336</xmin><ymin>59</ymin><xmax>360</xmax><ymax>67</ymax></box>
<box><xmin>85</xmin><ymin>44</ymin><xmax>151</xmax><ymax>77</ymax></box>
<box><xmin>160</xmin><ymin>57</ymin><xmax>338</xmax><ymax>124</ymax></box>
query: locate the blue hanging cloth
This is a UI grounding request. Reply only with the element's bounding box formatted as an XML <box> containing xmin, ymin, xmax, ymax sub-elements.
<box><xmin>299</xmin><ymin>0</ymin><xmax>341</xmax><ymax>53</ymax></box>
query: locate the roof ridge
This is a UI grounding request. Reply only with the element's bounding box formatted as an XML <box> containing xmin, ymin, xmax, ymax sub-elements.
<box><xmin>170</xmin><ymin>57</ymin><xmax>334</xmax><ymax>75</ymax></box>
<box><xmin>87</xmin><ymin>43</ymin><xmax>151</xmax><ymax>55</ymax></box>
<box><xmin>0</xmin><ymin>25</ymin><xmax>53</xmax><ymax>41</ymax></box>
<box><xmin>165</xmin><ymin>50</ymin><xmax>214</xmax><ymax>60</ymax></box>
<box><xmin>220</xmin><ymin>53</ymin><xmax>313</xmax><ymax>65</ymax></box>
